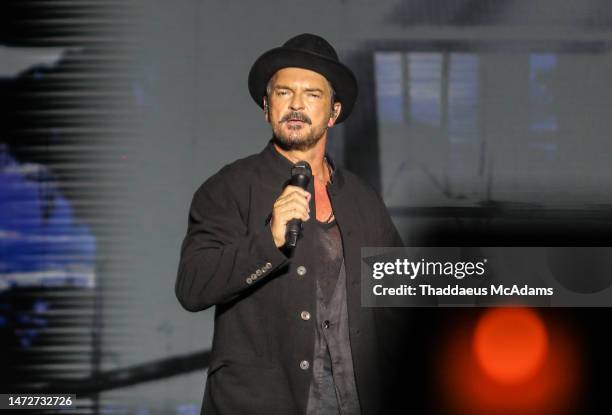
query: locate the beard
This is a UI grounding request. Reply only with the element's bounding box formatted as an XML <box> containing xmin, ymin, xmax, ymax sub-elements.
<box><xmin>271</xmin><ymin>112</ymin><xmax>328</xmax><ymax>152</ymax></box>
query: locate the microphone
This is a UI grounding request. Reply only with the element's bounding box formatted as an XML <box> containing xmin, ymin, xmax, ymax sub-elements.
<box><xmin>285</xmin><ymin>161</ymin><xmax>312</xmax><ymax>248</ymax></box>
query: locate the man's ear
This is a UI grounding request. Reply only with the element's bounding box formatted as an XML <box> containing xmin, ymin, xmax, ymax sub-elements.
<box><xmin>263</xmin><ymin>96</ymin><xmax>269</xmax><ymax>122</ymax></box>
<box><xmin>328</xmin><ymin>102</ymin><xmax>342</xmax><ymax>127</ymax></box>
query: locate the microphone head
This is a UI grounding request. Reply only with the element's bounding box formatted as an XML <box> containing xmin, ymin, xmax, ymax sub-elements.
<box><xmin>290</xmin><ymin>161</ymin><xmax>312</xmax><ymax>189</ymax></box>
<box><xmin>291</xmin><ymin>160</ymin><xmax>312</xmax><ymax>179</ymax></box>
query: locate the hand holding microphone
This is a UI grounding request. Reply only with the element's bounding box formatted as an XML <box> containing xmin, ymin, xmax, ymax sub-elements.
<box><xmin>270</xmin><ymin>161</ymin><xmax>312</xmax><ymax>248</ymax></box>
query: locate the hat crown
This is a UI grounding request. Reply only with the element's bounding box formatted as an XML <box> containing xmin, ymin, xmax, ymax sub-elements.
<box><xmin>282</xmin><ymin>33</ymin><xmax>339</xmax><ymax>62</ymax></box>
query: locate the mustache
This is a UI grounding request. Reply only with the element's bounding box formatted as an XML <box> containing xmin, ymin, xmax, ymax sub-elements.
<box><xmin>280</xmin><ymin>111</ymin><xmax>311</xmax><ymax>124</ymax></box>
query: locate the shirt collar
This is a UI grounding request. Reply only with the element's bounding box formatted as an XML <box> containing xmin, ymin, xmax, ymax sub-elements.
<box><xmin>261</xmin><ymin>138</ymin><xmax>344</xmax><ymax>189</ymax></box>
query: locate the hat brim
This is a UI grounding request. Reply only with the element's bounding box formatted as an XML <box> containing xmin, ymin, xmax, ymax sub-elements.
<box><xmin>248</xmin><ymin>47</ymin><xmax>358</xmax><ymax>124</ymax></box>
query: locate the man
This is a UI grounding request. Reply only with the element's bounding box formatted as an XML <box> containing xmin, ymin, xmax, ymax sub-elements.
<box><xmin>175</xmin><ymin>33</ymin><xmax>407</xmax><ymax>415</ymax></box>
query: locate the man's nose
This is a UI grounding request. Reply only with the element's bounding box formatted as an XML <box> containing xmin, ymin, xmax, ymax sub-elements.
<box><xmin>289</xmin><ymin>93</ymin><xmax>305</xmax><ymax>110</ymax></box>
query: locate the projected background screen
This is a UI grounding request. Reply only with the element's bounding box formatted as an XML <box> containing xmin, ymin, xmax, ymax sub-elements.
<box><xmin>373</xmin><ymin>49</ymin><xmax>612</xmax><ymax>209</ymax></box>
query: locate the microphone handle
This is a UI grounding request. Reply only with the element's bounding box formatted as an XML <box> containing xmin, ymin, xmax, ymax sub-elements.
<box><xmin>285</xmin><ymin>176</ymin><xmax>309</xmax><ymax>248</ymax></box>
<box><xmin>285</xmin><ymin>165</ymin><xmax>311</xmax><ymax>249</ymax></box>
<box><xmin>285</xmin><ymin>218</ymin><xmax>301</xmax><ymax>248</ymax></box>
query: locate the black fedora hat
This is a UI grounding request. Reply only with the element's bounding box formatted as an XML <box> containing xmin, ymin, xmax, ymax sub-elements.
<box><xmin>248</xmin><ymin>33</ymin><xmax>358</xmax><ymax>124</ymax></box>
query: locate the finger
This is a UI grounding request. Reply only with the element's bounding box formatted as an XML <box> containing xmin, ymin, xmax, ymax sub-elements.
<box><xmin>280</xmin><ymin>186</ymin><xmax>311</xmax><ymax>200</ymax></box>
<box><xmin>277</xmin><ymin>204</ymin><xmax>309</xmax><ymax>219</ymax></box>
<box><xmin>277</xmin><ymin>205</ymin><xmax>310</xmax><ymax>222</ymax></box>
<box><xmin>275</xmin><ymin>195</ymin><xmax>310</xmax><ymax>211</ymax></box>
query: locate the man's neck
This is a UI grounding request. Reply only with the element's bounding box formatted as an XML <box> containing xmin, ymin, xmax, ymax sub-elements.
<box><xmin>273</xmin><ymin>136</ymin><xmax>329</xmax><ymax>183</ymax></box>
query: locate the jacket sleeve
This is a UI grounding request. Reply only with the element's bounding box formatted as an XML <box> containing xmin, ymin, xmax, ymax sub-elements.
<box><xmin>175</xmin><ymin>171</ymin><xmax>289</xmax><ymax>312</ymax></box>
<box><xmin>369</xmin><ymin>187</ymin><xmax>413</xmax><ymax>384</ymax></box>
<box><xmin>372</xmin><ymin>188</ymin><xmax>404</xmax><ymax>248</ymax></box>
<box><xmin>380</xmin><ymin>208</ymin><xmax>404</xmax><ymax>248</ymax></box>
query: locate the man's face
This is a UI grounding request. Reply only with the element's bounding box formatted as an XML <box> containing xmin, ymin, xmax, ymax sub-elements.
<box><xmin>265</xmin><ymin>67</ymin><xmax>341</xmax><ymax>151</ymax></box>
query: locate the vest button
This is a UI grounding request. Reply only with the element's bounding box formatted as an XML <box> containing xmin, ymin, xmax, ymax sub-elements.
<box><xmin>300</xmin><ymin>360</ymin><xmax>310</xmax><ymax>370</ymax></box>
<box><xmin>300</xmin><ymin>311</ymin><xmax>311</xmax><ymax>321</ymax></box>
<box><xmin>296</xmin><ymin>265</ymin><xmax>307</xmax><ymax>276</ymax></box>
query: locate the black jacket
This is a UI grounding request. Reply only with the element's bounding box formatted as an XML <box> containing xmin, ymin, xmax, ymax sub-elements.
<box><xmin>175</xmin><ymin>140</ymin><xmax>408</xmax><ymax>415</ymax></box>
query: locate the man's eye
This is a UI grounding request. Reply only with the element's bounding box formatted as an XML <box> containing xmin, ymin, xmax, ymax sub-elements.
<box><xmin>309</xmin><ymin>94</ymin><xmax>321</xmax><ymax>98</ymax></box>
<box><xmin>276</xmin><ymin>91</ymin><xmax>288</xmax><ymax>96</ymax></box>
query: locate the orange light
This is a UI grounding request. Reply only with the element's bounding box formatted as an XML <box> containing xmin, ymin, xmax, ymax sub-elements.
<box><xmin>437</xmin><ymin>308</ymin><xmax>582</xmax><ymax>415</ymax></box>
<box><xmin>473</xmin><ymin>307</ymin><xmax>548</xmax><ymax>384</ymax></box>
